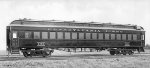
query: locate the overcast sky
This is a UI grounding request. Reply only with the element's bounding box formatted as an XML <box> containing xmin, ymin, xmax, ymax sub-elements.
<box><xmin>0</xmin><ymin>0</ymin><xmax>150</xmax><ymax>50</ymax></box>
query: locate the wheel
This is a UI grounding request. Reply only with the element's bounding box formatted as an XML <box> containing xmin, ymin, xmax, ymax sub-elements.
<box><xmin>48</xmin><ymin>51</ymin><xmax>52</xmax><ymax>56</ymax></box>
<box><xmin>110</xmin><ymin>51</ymin><xmax>115</xmax><ymax>55</ymax></box>
<box><xmin>122</xmin><ymin>51</ymin><xmax>127</xmax><ymax>55</ymax></box>
<box><xmin>42</xmin><ymin>51</ymin><xmax>48</xmax><ymax>57</ymax></box>
<box><xmin>23</xmin><ymin>52</ymin><xmax>30</xmax><ymax>58</ymax></box>
<box><xmin>122</xmin><ymin>52</ymin><xmax>127</xmax><ymax>55</ymax></box>
<box><xmin>128</xmin><ymin>50</ymin><xmax>134</xmax><ymax>55</ymax></box>
<box><xmin>30</xmin><ymin>51</ymin><xmax>34</xmax><ymax>57</ymax></box>
<box><xmin>115</xmin><ymin>50</ymin><xmax>120</xmax><ymax>55</ymax></box>
<box><xmin>48</xmin><ymin>50</ymin><xmax>54</xmax><ymax>56</ymax></box>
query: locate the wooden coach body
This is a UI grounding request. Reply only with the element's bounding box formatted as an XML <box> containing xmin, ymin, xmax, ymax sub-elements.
<box><xmin>6</xmin><ymin>19</ymin><xmax>145</xmax><ymax>56</ymax></box>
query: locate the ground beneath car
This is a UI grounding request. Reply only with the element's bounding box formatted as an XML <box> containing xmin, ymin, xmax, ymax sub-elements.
<box><xmin>0</xmin><ymin>49</ymin><xmax>150</xmax><ymax>68</ymax></box>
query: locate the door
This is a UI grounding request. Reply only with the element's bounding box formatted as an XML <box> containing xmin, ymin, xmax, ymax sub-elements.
<box><xmin>12</xmin><ymin>31</ymin><xmax>19</xmax><ymax>47</ymax></box>
<box><xmin>11</xmin><ymin>31</ymin><xmax>20</xmax><ymax>54</ymax></box>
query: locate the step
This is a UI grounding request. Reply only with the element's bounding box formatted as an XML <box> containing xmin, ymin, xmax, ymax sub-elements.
<box><xmin>11</xmin><ymin>52</ymin><xmax>20</xmax><ymax>54</ymax></box>
<box><xmin>12</xmin><ymin>50</ymin><xmax>19</xmax><ymax>52</ymax></box>
<box><xmin>11</xmin><ymin>50</ymin><xmax>20</xmax><ymax>54</ymax></box>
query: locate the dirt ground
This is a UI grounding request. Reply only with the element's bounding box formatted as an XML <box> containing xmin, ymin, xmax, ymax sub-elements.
<box><xmin>0</xmin><ymin>49</ymin><xmax>150</xmax><ymax>68</ymax></box>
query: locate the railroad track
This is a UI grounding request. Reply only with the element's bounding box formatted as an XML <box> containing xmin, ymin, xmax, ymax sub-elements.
<box><xmin>0</xmin><ymin>52</ymin><xmax>150</xmax><ymax>61</ymax></box>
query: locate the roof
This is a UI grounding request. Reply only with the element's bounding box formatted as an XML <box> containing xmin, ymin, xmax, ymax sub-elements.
<box><xmin>9</xmin><ymin>19</ymin><xmax>144</xmax><ymax>30</ymax></box>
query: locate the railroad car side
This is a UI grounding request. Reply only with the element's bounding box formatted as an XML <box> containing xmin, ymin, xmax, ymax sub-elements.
<box><xmin>6</xmin><ymin>26</ymin><xmax>11</xmax><ymax>53</ymax></box>
<box><xmin>7</xmin><ymin>19</ymin><xmax>145</xmax><ymax>57</ymax></box>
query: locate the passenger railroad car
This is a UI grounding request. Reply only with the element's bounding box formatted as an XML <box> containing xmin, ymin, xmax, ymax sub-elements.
<box><xmin>6</xmin><ymin>19</ymin><xmax>145</xmax><ymax>57</ymax></box>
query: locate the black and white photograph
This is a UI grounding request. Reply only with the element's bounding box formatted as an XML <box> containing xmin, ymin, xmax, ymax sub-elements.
<box><xmin>0</xmin><ymin>0</ymin><xmax>150</xmax><ymax>68</ymax></box>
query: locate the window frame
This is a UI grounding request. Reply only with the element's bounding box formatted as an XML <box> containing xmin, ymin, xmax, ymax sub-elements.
<box><xmin>49</xmin><ymin>32</ymin><xmax>56</xmax><ymax>39</ymax></box>
<box><xmin>85</xmin><ymin>33</ymin><xmax>91</xmax><ymax>39</ymax></box>
<box><xmin>72</xmin><ymin>32</ymin><xmax>77</xmax><ymax>39</ymax></box>
<box><xmin>78</xmin><ymin>32</ymin><xmax>84</xmax><ymax>39</ymax></box>
<box><xmin>57</xmin><ymin>32</ymin><xmax>64</xmax><ymax>39</ymax></box>
<box><xmin>42</xmin><ymin>32</ymin><xmax>48</xmax><ymax>39</ymax></box>
<box><xmin>33</xmin><ymin>32</ymin><xmax>40</xmax><ymax>39</ymax></box>
<box><xmin>133</xmin><ymin>34</ymin><xmax>137</xmax><ymax>40</ymax></box>
<box><xmin>65</xmin><ymin>32</ymin><xmax>71</xmax><ymax>39</ymax></box>
<box><xmin>98</xmin><ymin>33</ymin><xmax>103</xmax><ymax>40</ymax></box>
<box><xmin>12</xmin><ymin>31</ymin><xmax>17</xmax><ymax>38</ymax></box>
<box><xmin>92</xmin><ymin>33</ymin><xmax>97</xmax><ymax>40</ymax></box>
<box><xmin>25</xmin><ymin>31</ymin><xmax>32</xmax><ymax>39</ymax></box>
<box><xmin>137</xmin><ymin>34</ymin><xmax>141</xmax><ymax>40</ymax></box>
<box><xmin>127</xmin><ymin>34</ymin><xmax>132</xmax><ymax>40</ymax></box>
<box><xmin>19</xmin><ymin>31</ymin><xmax>25</xmax><ymax>38</ymax></box>
<box><xmin>104</xmin><ymin>33</ymin><xmax>110</xmax><ymax>40</ymax></box>
<box><xmin>110</xmin><ymin>34</ymin><xmax>115</xmax><ymax>40</ymax></box>
<box><xmin>122</xmin><ymin>34</ymin><xmax>127</xmax><ymax>40</ymax></box>
<box><xmin>141</xmin><ymin>34</ymin><xmax>145</xmax><ymax>40</ymax></box>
